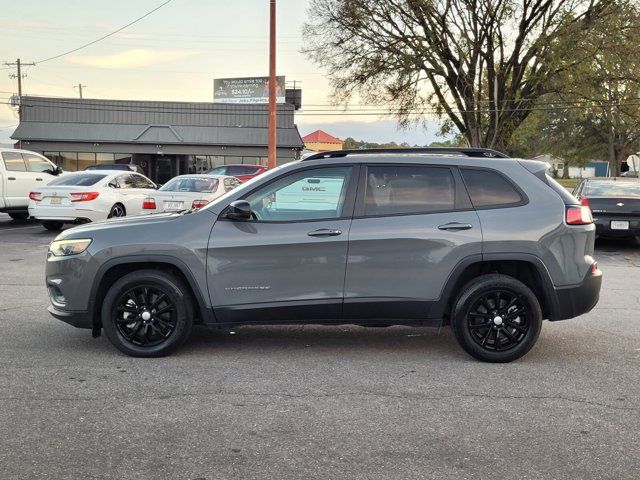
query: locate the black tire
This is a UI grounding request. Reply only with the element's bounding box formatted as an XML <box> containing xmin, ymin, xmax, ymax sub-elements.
<box><xmin>451</xmin><ymin>274</ymin><xmax>542</xmax><ymax>363</ymax></box>
<box><xmin>101</xmin><ymin>269</ymin><xmax>194</xmax><ymax>357</ymax></box>
<box><xmin>107</xmin><ymin>203</ymin><xmax>126</xmax><ymax>219</ymax></box>
<box><xmin>42</xmin><ymin>221</ymin><xmax>64</xmax><ymax>231</ymax></box>
<box><xmin>9</xmin><ymin>212</ymin><xmax>29</xmax><ymax>221</ymax></box>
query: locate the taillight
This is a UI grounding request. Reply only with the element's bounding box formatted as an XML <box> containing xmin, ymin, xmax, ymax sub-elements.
<box><xmin>566</xmin><ymin>205</ymin><xmax>593</xmax><ymax>225</ymax></box>
<box><xmin>191</xmin><ymin>199</ymin><xmax>209</xmax><ymax>209</ymax></box>
<box><xmin>580</xmin><ymin>197</ymin><xmax>590</xmax><ymax>208</ymax></box>
<box><xmin>70</xmin><ymin>192</ymin><xmax>99</xmax><ymax>202</ymax></box>
<box><xmin>143</xmin><ymin>198</ymin><xmax>156</xmax><ymax>209</ymax></box>
<box><xmin>29</xmin><ymin>192</ymin><xmax>42</xmax><ymax>201</ymax></box>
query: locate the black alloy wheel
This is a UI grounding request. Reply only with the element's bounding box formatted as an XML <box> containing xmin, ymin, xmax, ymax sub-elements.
<box><xmin>466</xmin><ymin>288</ymin><xmax>530</xmax><ymax>352</ymax></box>
<box><xmin>451</xmin><ymin>274</ymin><xmax>542</xmax><ymax>363</ymax></box>
<box><xmin>108</xmin><ymin>204</ymin><xmax>126</xmax><ymax>218</ymax></box>
<box><xmin>101</xmin><ymin>270</ymin><xmax>194</xmax><ymax>357</ymax></box>
<box><xmin>115</xmin><ymin>286</ymin><xmax>177</xmax><ymax>347</ymax></box>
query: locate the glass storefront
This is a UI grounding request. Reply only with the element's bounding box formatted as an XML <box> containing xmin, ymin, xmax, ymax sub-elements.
<box><xmin>42</xmin><ymin>151</ymin><xmax>268</xmax><ymax>179</ymax></box>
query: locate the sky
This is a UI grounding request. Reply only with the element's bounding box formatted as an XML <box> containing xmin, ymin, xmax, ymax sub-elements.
<box><xmin>0</xmin><ymin>0</ymin><xmax>443</xmax><ymax>146</ymax></box>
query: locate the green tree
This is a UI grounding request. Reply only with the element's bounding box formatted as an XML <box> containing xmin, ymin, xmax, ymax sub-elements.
<box><xmin>304</xmin><ymin>0</ymin><xmax>621</xmax><ymax>150</ymax></box>
<box><xmin>511</xmin><ymin>4</ymin><xmax>640</xmax><ymax>175</ymax></box>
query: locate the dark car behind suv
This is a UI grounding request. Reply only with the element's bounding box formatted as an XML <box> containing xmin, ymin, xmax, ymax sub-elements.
<box><xmin>45</xmin><ymin>148</ymin><xmax>601</xmax><ymax>362</ymax></box>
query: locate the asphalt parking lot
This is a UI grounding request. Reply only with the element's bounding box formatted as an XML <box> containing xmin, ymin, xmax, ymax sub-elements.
<box><xmin>0</xmin><ymin>213</ymin><xmax>639</xmax><ymax>480</ymax></box>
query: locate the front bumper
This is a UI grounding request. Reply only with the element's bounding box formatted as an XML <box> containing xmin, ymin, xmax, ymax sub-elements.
<box><xmin>48</xmin><ymin>305</ymin><xmax>92</xmax><ymax>329</ymax></box>
<box><xmin>549</xmin><ymin>267</ymin><xmax>602</xmax><ymax>321</ymax></box>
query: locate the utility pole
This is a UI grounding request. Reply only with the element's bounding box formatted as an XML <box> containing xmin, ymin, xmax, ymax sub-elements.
<box><xmin>4</xmin><ymin>58</ymin><xmax>35</xmax><ymax>119</ymax></box>
<box><xmin>267</xmin><ymin>0</ymin><xmax>277</xmax><ymax>170</ymax></box>
<box><xmin>74</xmin><ymin>84</ymin><xmax>86</xmax><ymax>99</ymax></box>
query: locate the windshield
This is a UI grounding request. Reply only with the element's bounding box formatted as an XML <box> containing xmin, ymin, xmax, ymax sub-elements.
<box><xmin>47</xmin><ymin>174</ymin><xmax>108</xmax><ymax>186</ymax></box>
<box><xmin>160</xmin><ymin>177</ymin><xmax>219</xmax><ymax>193</ymax></box>
<box><xmin>585</xmin><ymin>182</ymin><xmax>640</xmax><ymax>197</ymax></box>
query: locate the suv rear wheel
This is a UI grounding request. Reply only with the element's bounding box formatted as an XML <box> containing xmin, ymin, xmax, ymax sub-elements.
<box><xmin>451</xmin><ymin>274</ymin><xmax>542</xmax><ymax>363</ymax></box>
<box><xmin>101</xmin><ymin>269</ymin><xmax>194</xmax><ymax>357</ymax></box>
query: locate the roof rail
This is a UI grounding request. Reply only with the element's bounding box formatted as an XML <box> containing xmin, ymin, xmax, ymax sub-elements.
<box><xmin>302</xmin><ymin>147</ymin><xmax>509</xmax><ymax>161</ymax></box>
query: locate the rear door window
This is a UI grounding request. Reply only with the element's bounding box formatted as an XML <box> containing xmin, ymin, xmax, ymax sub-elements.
<box><xmin>461</xmin><ymin>168</ymin><xmax>524</xmax><ymax>208</ymax></box>
<box><xmin>2</xmin><ymin>152</ymin><xmax>27</xmax><ymax>172</ymax></box>
<box><xmin>24</xmin><ymin>153</ymin><xmax>54</xmax><ymax>173</ymax></box>
<box><xmin>364</xmin><ymin>166</ymin><xmax>456</xmax><ymax>216</ymax></box>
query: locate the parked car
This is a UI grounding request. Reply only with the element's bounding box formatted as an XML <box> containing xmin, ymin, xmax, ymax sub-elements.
<box><xmin>0</xmin><ymin>148</ymin><xmax>62</xmax><ymax>221</ymax></box>
<box><xmin>29</xmin><ymin>171</ymin><xmax>157</xmax><ymax>230</ymax></box>
<box><xmin>573</xmin><ymin>178</ymin><xmax>640</xmax><ymax>240</ymax></box>
<box><xmin>205</xmin><ymin>164</ymin><xmax>267</xmax><ymax>182</ymax></box>
<box><xmin>45</xmin><ymin>147</ymin><xmax>601</xmax><ymax>361</ymax></box>
<box><xmin>142</xmin><ymin>174</ymin><xmax>241</xmax><ymax>213</ymax></box>
<box><xmin>85</xmin><ymin>164</ymin><xmax>145</xmax><ymax>174</ymax></box>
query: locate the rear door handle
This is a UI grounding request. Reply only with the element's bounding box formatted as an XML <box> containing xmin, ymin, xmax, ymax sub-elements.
<box><xmin>438</xmin><ymin>222</ymin><xmax>473</xmax><ymax>231</ymax></box>
<box><xmin>308</xmin><ymin>228</ymin><xmax>342</xmax><ymax>237</ymax></box>
<box><xmin>36</xmin><ymin>178</ymin><xmax>43</xmax><ymax>181</ymax></box>
<box><xmin>7</xmin><ymin>177</ymin><xmax>16</xmax><ymax>180</ymax></box>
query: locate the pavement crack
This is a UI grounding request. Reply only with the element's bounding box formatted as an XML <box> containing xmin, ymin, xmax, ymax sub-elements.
<box><xmin>0</xmin><ymin>391</ymin><xmax>635</xmax><ymax>412</ymax></box>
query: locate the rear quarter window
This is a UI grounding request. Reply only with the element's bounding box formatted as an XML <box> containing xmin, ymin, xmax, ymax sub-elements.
<box><xmin>461</xmin><ymin>168</ymin><xmax>524</xmax><ymax>208</ymax></box>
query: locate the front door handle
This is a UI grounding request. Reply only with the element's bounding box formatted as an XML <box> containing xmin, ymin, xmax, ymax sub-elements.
<box><xmin>308</xmin><ymin>228</ymin><xmax>342</xmax><ymax>237</ymax></box>
<box><xmin>7</xmin><ymin>177</ymin><xmax>16</xmax><ymax>180</ymax></box>
<box><xmin>36</xmin><ymin>178</ymin><xmax>43</xmax><ymax>181</ymax></box>
<box><xmin>438</xmin><ymin>222</ymin><xmax>473</xmax><ymax>231</ymax></box>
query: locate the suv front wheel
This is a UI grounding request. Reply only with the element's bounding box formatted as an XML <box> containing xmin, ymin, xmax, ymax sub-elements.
<box><xmin>101</xmin><ymin>269</ymin><xmax>194</xmax><ymax>357</ymax></box>
<box><xmin>451</xmin><ymin>274</ymin><xmax>542</xmax><ymax>363</ymax></box>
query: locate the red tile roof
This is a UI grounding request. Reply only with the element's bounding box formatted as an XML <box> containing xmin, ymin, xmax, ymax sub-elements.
<box><xmin>302</xmin><ymin>130</ymin><xmax>342</xmax><ymax>144</ymax></box>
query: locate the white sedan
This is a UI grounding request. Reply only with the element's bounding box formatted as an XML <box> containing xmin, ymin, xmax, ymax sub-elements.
<box><xmin>141</xmin><ymin>174</ymin><xmax>241</xmax><ymax>214</ymax></box>
<box><xmin>28</xmin><ymin>170</ymin><xmax>157</xmax><ymax>231</ymax></box>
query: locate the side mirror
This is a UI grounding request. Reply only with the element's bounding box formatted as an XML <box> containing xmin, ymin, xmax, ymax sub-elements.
<box><xmin>156</xmin><ymin>184</ymin><xmax>163</xmax><ymax>189</ymax></box>
<box><xmin>225</xmin><ymin>200</ymin><xmax>252</xmax><ymax>221</ymax></box>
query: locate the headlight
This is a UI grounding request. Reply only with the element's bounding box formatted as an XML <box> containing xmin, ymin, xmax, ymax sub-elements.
<box><xmin>49</xmin><ymin>238</ymin><xmax>92</xmax><ymax>257</ymax></box>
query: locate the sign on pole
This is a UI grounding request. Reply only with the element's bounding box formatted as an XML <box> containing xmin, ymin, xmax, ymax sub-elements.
<box><xmin>213</xmin><ymin>76</ymin><xmax>285</xmax><ymax>104</ymax></box>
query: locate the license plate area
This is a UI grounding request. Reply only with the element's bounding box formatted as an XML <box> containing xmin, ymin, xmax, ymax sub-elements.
<box><xmin>611</xmin><ymin>220</ymin><xmax>629</xmax><ymax>230</ymax></box>
<box><xmin>50</xmin><ymin>197</ymin><xmax>62</xmax><ymax>205</ymax></box>
<box><xmin>164</xmin><ymin>201</ymin><xmax>183</xmax><ymax>210</ymax></box>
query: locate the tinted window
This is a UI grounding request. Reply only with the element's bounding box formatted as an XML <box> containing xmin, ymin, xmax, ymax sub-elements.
<box><xmin>227</xmin><ymin>165</ymin><xmax>257</xmax><ymax>175</ymax></box>
<box><xmin>461</xmin><ymin>169</ymin><xmax>523</xmax><ymax>207</ymax></box>
<box><xmin>48</xmin><ymin>174</ymin><xmax>107</xmax><ymax>186</ymax></box>
<box><xmin>160</xmin><ymin>177</ymin><xmax>219</xmax><ymax>193</ymax></box>
<box><xmin>585</xmin><ymin>181</ymin><xmax>640</xmax><ymax>197</ymax></box>
<box><xmin>118</xmin><ymin>174</ymin><xmax>138</xmax><ymax>188</ymax></box>
<box><xmin>207</xmin><ymin>166</ymin><xmax>227</xmax><ymax>175</ymax></box>
<box><xmin>24</xmin><ymin>153</ymin><xmax>54</xmax><ymax>173</ymax></box>
<box><xmin>2</xmin><ymin>152</ymin><xmax>27</xmax><ymax>172</ymax></box>
<box><xmin>365</xmin><ymin>166</ymin><xmax>455</xmax><ymax>216</ymax></box>
<box><xmin>245</xmin><ymin>167</ymin><xmax>352</xmax><ymax>221</ymax></box>
<box><xmin>131</xmin><ymin>174</ymin><xmax>156</xmax><ymax>189</ymax></box>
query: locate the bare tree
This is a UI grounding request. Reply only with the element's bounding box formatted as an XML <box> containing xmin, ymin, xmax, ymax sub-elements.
<box><xmin>303</xmin><ymin>0</ymin><xmax>618</xmax><ymax>149</ymax></box>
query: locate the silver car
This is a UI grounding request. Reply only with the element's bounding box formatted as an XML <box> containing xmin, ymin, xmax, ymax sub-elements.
<box><xmin>45</xmin><ymin>148</ymin><xmax>601</xmax><ymax>362</ymax></box>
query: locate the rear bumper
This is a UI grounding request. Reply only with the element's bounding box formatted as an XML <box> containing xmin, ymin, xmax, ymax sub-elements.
<box><xmin>29</xmin><ymin>205</ymin><xmax>103</xmax><ymax>224</ymax></box>
<box><xmin>549</xmin><ymin>268</ymin><xmax>602</xmax><ymax>321</ymax></box>
<box><xmin>593</xmin><ymin>215</ymin><xmax>640</xmax><ymax>238</ymax></box>
<box><xmin>48</xmin><ymin>305</ymin><xmax>92</xmax><ymax>329</ymax></box>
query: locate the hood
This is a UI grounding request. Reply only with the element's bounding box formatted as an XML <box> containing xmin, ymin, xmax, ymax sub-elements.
<box><xmin>56</xmin><ymin>210</ymin><xmax>216</xmax><ymax>240</ymax></box>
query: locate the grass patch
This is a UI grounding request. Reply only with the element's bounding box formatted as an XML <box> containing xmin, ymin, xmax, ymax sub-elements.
<box><xmin>554</xmin><ymin>178</ymin><xmax>581</xmax><ymax>188</ymax></box>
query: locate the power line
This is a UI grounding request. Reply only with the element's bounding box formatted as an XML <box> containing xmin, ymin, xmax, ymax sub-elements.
<box><xmin>35</xmin><ymin>0</ymin><xmax>175</xmax><ymax>65</ymax></box>
<box><xmin>5</xmin><ymin>98</ymin><xmax>640</xmax><ymax>116</ymax></box>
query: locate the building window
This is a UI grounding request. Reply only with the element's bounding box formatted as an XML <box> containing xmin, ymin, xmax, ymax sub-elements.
<box><xmin>77</xmin><ymin>152</ymin><xmax>96</xmax><ymax>171</ymax></box>
<box><xmin>60</xmin><ymin>152</ymin><xmax>78</xmax><ymax>171</ymax></box>
<box><xmin>115</xmin><ymin>154</ymin><xmax>133</xmax><ymax>165</ymax></box>
<box><xmin>96</xmin><ymin>153</ymin><xmax>115</xmax><ymax>165</ymax></box>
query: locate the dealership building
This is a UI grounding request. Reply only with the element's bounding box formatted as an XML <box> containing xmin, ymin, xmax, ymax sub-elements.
<box><xmin>11</xmin><ymin>96</ymin><xmax>304</xmax><ymax>183</ymax></box>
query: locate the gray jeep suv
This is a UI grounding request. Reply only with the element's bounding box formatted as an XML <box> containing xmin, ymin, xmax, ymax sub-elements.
<box><xmin>45</xmin><ymin>148</ymin><xmax>602</xmax><ymax>362</ymax></box>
